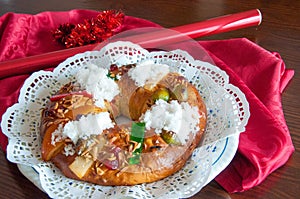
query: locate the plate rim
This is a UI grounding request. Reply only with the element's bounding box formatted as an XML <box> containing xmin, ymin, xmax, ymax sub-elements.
<box><xmin>4</xmin><ymin>41</ymin><xmax>249</xmax><ymax>198</ymax></box>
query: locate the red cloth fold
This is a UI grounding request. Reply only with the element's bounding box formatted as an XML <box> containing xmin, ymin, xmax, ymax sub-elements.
<box><xmin>199</xmin><ymin>39</ymin><xmax>294</xmax><ymax>192</ymax></box>
<box><xmin>0</xmin><ymin>10</ymin><xmax>294</xmax><ymax>193</ymax></box>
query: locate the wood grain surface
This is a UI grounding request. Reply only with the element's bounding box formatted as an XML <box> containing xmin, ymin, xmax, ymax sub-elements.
<box><xmin>0</xmin><ymin>1</ymin><xmax>299</xmax><ymax>198</ymax></box>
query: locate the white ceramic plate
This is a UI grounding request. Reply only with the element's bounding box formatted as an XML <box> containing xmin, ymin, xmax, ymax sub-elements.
<box><xmin>2</xmin><ymin>41</ymin><xmax>249</xmax><ymax>198</ymax></box>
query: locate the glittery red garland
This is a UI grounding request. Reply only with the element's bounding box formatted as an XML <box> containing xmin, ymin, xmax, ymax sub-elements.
<box><xmin>53</xmin><ymin>10</ymin><xmax>125</xmax><ymax>48</ymax></box>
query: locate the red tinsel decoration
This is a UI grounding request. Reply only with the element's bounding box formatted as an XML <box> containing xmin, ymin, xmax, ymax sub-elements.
<box><xmin>53</xmin><ymin>10</ymin><xmax>125</xmax><ymax>48</ymax></box>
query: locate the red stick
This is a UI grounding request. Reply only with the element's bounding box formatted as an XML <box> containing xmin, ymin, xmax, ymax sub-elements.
<box><xmin>0</xmin><ymin>9</ymin><xmax>262</xmax><ymax>79</ymax></box>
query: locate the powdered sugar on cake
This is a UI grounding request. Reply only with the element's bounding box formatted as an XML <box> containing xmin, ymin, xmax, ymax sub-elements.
<box><xmin>141</xmin><ymin>99</ymin><xmax>200</xmax><ymax>143</ymax></box>
<box><xmin>62</xmin><ymin>112</ymin><xmax>114</xmax><ymax>144</ymax></box>
<box><xmin>76</xmin><ymin>63</ymin><xmax>119</xmax><ymax>108</ymax></box>
<box><xmin>128</xmin><ymin>60</ymin><xmax>170</xmax><ymax>87</ymax></box>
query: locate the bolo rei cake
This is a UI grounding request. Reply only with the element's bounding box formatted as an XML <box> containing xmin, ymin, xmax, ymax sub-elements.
<box><xmin>40</xmin><ymin>60</ymin><xmax>207</xmax><ymax>186</ymax></box>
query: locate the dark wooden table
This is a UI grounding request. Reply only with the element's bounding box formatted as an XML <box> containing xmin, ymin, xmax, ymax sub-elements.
<box><xmin>0</xmin><ymin>1</ymin><xmax>299</xmax><ymax>198</ymax></box>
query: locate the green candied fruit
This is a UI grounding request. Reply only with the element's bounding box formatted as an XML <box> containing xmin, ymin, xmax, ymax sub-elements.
<box><xmin>161</xmin><ymin>131</ymin><xmax>180</xmax><ymax>145</ymax></box>
<box><xmin>106</xmin><ymin>72</ymin><xmax>119</xmax><ymax>81</ymax></box>
<box><xmin>152</xmin><ymin>88</ymin><xmax>170</xmax><ymax>102</ymax></box>
<box><xmin>129</xmin><ymin>153</ymin><xmax>141</xmax><ymax>165</ymax></box>
<box><xmin>129</xmin><ymin>122</ymin><xmax>145</xmax><ymax>165</ymax></box>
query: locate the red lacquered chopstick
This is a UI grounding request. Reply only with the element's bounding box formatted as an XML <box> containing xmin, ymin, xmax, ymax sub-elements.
<box><xmin>0</xmin><ymin>9</ymin><xmax>262</xmax><ymax>79</ymax></box>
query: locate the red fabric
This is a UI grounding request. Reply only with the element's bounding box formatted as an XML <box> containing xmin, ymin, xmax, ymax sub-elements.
<box><xmin>0</xmin><ymin>10</ymin><xmax>294</xmax><ymax>193</ymax></box>
<box><xmin>199</xmin><ymin>40</ymin><xmax>294</xmax><ymax>192</ymax></box>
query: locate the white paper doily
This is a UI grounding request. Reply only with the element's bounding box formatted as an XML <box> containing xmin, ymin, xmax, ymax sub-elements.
<box><xmin>1</xmin><ymin>41</ymin><xmax>249</xmax><ymax>199</ymax></box>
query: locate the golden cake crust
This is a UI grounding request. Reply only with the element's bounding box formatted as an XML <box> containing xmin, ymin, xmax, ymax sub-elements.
<box><xmin>40</xmin><ymin>69</ymin><xmax>206</xmax><ymax>186</ymax></box>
